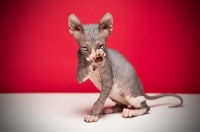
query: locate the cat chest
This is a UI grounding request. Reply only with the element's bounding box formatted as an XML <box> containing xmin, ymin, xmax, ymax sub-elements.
<box><xmin>89</xmin><ymin>70</ymin><xmax>102</xmax><ymax>91</ymax></box>
<box><xmin>89</xmin><ymin>71</ymin><xmax>128</xmax><ymax>105</ymax></box>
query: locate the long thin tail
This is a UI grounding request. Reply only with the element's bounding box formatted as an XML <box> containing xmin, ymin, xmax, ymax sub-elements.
<box><xmin>144</xmin><ymin>93</ymin><xmax>183</xmax><ymax>108</ymax></box>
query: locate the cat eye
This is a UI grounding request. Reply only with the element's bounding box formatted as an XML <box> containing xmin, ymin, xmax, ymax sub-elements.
<box><xmin>81</xmin><ymin>46</ymin><xmax>88</xmax><ymax>51</ymax></box>
<box><xmin>98</xmin><ymin>44</ymin><xmax>104</xmax><ymax>49</ymax></box>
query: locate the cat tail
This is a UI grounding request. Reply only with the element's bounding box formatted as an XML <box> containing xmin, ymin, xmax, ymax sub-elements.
<box><xmin>144</xmin><ymin>93</ymin><xmax>183</xmax><ymax>108</ymax></box>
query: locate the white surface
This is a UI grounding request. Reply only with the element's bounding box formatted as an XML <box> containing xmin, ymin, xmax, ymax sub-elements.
<box><xmin>0</xmin><ymin>93</ymin><xmax>200</xmax><ymax>132</ymax></box>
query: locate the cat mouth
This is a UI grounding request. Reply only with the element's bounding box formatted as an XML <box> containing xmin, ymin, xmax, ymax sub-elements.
<box><xmin>94</xmin><ymin>56</ymin><xmax>103</xmax><ymax>63</ymax></box>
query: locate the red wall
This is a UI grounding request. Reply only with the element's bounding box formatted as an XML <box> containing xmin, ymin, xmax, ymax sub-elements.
<box><xmin>0</xmin><ymin>0</ymin><xmax>199</xmax><ymax>93</ymax></box>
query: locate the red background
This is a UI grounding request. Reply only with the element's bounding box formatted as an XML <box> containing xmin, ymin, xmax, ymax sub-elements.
<box><xmin>0</xmin><ymin>0</ymin><xmax>199</xmax><ymax>93</ymax></box>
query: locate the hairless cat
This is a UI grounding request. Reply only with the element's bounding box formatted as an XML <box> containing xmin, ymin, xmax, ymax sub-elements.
<box><xmin>68</xmin><ymin>13</ymin><xmax>183</xmax><ymax>123</ymax></box>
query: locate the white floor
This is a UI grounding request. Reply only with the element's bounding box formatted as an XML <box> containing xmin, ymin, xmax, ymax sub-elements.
<box><xmin>0</xmin><ymin>93</ymin><xmax>200</xmax><ymax>132</ymax></box>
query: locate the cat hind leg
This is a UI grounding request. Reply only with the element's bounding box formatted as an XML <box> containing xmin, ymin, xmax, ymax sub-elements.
<box><xmin>122</xmin><ymin>96</ymin><xmax>150</xmax><ymax>118</ymax></box>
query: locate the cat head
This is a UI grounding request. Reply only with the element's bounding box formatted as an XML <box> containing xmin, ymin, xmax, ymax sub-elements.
<box><xmin>68</xmin><ymin>13</ymin><xmax>113</xmax><ymax>62</ymax></box>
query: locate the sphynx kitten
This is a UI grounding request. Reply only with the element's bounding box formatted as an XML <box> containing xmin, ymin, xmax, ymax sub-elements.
<box><xmin>68</xmin><ymin>13</ymin><xmax>183</xmax><ymax>123</ymax></box>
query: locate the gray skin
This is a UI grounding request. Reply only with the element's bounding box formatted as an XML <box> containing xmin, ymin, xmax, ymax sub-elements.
<box><xmin>68</xmin><ymin>13</ymin><xmax>183</xmax><ymax>123</ymax></box>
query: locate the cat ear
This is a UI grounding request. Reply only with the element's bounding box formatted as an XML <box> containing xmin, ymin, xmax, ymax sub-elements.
<box><xmin>98</xmin><ymin>13</ymin><xmax>113</xmax><ymax>36</ymax></box>
<box><xmin>68</xmin><ymin>14</ymin><xmax>83</xmax><ymax>39</ymax></box>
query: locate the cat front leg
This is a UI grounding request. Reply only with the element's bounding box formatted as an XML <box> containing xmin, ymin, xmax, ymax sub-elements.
<box><xmin>76</xmin><ymin>50</ymin><xmax>94</xmax><ymax>83</ymax></box>
<box><xmin>76</xmin><ymin>64</ymin><xmax>92</xmax><ymax>83</ymax></box>
<box><xmin>84</xmin><ymin>78</ymin><xmax>113</xmax><ymax>122</ymax></box>
<box><xmin>76</xmin><ymin>49</ymin><xmax>106</xmax><ymax>83</ymax></box>
<box><xmin>84</xmin><ymin>58</ymin><xmax>113</xmax><ymax>123</ymax></box>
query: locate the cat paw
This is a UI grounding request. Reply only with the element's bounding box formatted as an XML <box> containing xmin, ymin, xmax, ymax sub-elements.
<box><xmin>94</xmin><ymin>49</ymin><xmax>106</xmax><ymax>66</ymax></box>
<box><xmin>122</xmin><ymin>108</ymin><xmax>147</xmax><ymax>118</ymax></box>
<box><xmin>96</xmin><ymin>49</ymin><xmax>106</xmax><ymax>59</ymax></box>
<box><xmin>122</xmin><ymin>108</ymin><xmax>134</xmax><ymax>118</ymax></box>
<box><xmin>84</xmin><ymin>114</ymin><xmax>99</xmax><ymax>123</ymax></box>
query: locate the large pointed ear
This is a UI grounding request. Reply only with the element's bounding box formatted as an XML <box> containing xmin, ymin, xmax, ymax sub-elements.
<box><xmin>99</xmin><ymin>13</ymin><xmax>113</xmax><ymax>36</ymax></box>
<box><xmin>68</xmin><ymin>14</ymin><xmax>83</xmax><ymax>39</ymax></box>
